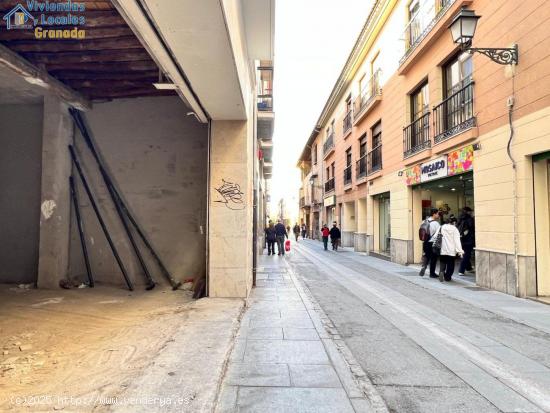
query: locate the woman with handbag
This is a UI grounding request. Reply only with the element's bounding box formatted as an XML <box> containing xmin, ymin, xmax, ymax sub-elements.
<box><xmin>436</xmin><ymin>216</ymin><xmax>464</xmax><ymax>282</ymax></box>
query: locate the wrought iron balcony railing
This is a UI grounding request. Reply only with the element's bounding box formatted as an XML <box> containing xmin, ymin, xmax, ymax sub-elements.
<box><xmin>433</xmin><ymin>81</ymin><xmax>475</xmax><ymax>144</ymax></box>
<box><xmin>356</xmin><ymin>155</ymin><xmax>367</xmax><ymax>179</ymax></box>
<box><xmin>367</xmin><ymin>145</ymin><xmax>382</xmax><ymax>175</ymax></box>
<box><xmin>257</xmin><ymin>65</ymin><xmax>273</xmax><ymax>111</ymax></box>
<box><xmin>403</xmin><ymin>112</ymin><xmax>431</xmax><ymax>158</ymax></box>
<box><xmin>343</xmin><ymin>111</ymin><xmax>352</xmax><ymax>135</ymax></box>
<box><xmin>323</xmin><ymin>132</ymin><xmax>335</xmax><ymax>155</ymax></box>
<box><xmin>344</xmin><ymin>165</ymin><xmax>352</xmax><ymax>186</ymax></box>
<box><xmin>324</xmin><ymin>177</ymin><xmax>335</xmax><ymax>193</ymax></box>
<box><xmin>353</xmin><ymin>70</ymin><xmax>382</xmax><ymax>119</ymax></box>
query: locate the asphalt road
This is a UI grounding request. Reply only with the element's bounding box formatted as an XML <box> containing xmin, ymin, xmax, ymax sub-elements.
<box><xmin>286</xmin><ymin>239</ymin><xmax>550</xmax><ymax>413</ymax></box>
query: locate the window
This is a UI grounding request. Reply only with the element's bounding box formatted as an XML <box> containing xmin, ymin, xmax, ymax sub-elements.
<box><xmin>345</xmin><ymin>95</ymin><xmax>352</xmax><ymax>114</ymax></box>
<box><xmin>410</xmin><ymin>81</ymin><xmax>429</xmax><ymax>121</ymax></box>
<box><xmin>444</xmin><ymin>52</ymin><xmax>473</xmax><ymax>97</ymax></box>
<box><xmin>312</xmin><ymin>144</ymin><xmax>318</xmax><ymax>165</ymax></box>
<box><xmin>326</xmin><ymin>166</ymin><xmax>330</xmax><ymax>178</ymax></box>
<box><xmin>372</xmin><ymin>122</ymin><xmax>382</xmax><ymax>148</ymax></box>
<box><xmin>359</xmin><ymin>134</ymin><xmax>367</xmax><ymax>157</ymax></box>
<box><xmin>346</xmin><ymin>147</ymin><xmax>352</xmax><ymax>166</ymax></box>
<box><xmin>331</xmin><ymin>162</ymin><xmax>335</xmax><ymax>177</ymax></box>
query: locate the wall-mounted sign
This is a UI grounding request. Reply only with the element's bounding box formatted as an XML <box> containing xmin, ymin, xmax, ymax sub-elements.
<box><xmin>420</xmin><ymin>156</ymin><xmax>447</xmax><ymax>182</ymax></box>
<box><xmin>405</xmin><ymin>165</ymin><xmax>421</xmax><ymax>185</ymax></box>
<box><xmin>324</xmin><ymin>195</ymin><xmax>336</xmax><ymax>207</ymax></box>
<box><xmin>448</xmin><ymin>145</ymin><xmax>474</xmax><ymax>176</ymax></box>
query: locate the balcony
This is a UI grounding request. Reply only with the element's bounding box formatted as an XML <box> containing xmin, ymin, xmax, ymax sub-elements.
<box><xmin>343</xmin><ymin>110</ymin><xmax>352</xmax><ymax>136</ymax></box>
<box><xmin>403</xmin><ymin>112</ymin><xmax>431</xmax><ymax>158</ymax></box>
<box><xmin>323</xmin><ymin>132</ymin><xmax>335</xmax><ymax>157</ymax></box>
<box><xmin>324</xmin><ymin>177</ymin><xmax>335</xmax><ymax>193</ymax></box>
<box><xmin>356</xmin><ymin>155</ymin><xmax>367</xmax><ymax>179</ymax></box>
<box><xmin>343</xmin><ymin>165</ymin><xmax>352</xmax><ymax>186</ymax></box>
<box><xmin>353</xmin><ymin>70</ymin><xmax>382</xmax><ymax>124</ymax></box>
<box><xmin>400</xmin><ymin>0</ymin><xmax>457</xmax><ymax>67</ymax></box>
<box><xmin>367</xmin><ymin>145</ymin><xmax>382</xmax><ymax>175</ymax></box>
<box><xmin>257</xmin><ymin>64</ymin><xmax>274</xmax><ymax>141</ymax></box>
<box><xmin>433</xmin><ymin>82</ymin><xmax>475</xmax><ymax>144</ymax></box>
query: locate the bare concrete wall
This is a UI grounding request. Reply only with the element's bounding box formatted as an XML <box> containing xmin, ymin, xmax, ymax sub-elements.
<box><xmin>69</xmin><ymin>96</ymin><xmax>208</xmax><ymax>287</ymax></box>
<box><xmin>0</xmin><ymin>104</ymin><xmax>43</xmax><ymax>284</ymax></box>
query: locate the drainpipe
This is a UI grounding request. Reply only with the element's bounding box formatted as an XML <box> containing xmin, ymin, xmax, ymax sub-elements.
<box><xmin>506</xmin><ymin>75</ymin><xmax>520</xmax><ymax>296</ymax></box>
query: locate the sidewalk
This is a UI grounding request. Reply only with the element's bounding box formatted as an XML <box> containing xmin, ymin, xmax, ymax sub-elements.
<box><xmin>215</xmin><ymin>253</ymin><xmax>387</xmax><ymax>413</ymax></box>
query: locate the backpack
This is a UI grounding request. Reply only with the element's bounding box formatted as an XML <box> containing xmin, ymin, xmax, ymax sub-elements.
<box><xmin>432</xmin><ymin>228</ymin><xmax>443</xmax><ymax>255</ymax></box>
<box><xmin>419</xmin><ymin>219</ymin><xmax>431</xmax><ymax>241</ymax></box>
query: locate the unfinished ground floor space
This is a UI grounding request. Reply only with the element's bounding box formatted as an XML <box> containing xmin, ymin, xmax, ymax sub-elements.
<box><xmin>0</xmin><ymin>62</ymin><xmax>210</xmax><ymax>291</ymax></box>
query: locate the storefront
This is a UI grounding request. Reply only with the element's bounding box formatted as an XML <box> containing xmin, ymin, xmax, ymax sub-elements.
<box><xmin>324</xmin><ymin>195</ymin><xmax>336</xmax><ymax>227</ymax></box>
<box><xmin>405</xmin><ymin>145</ymin><xmax>475</xmax><ymax>263</ymax></box>
<box><xmin>533</xmin><ymin>152</ymin><xmax>550</xmax><ymax>298</ymax></box>
<box><xmin>377</xmin><ymin>193</ymin><xmax>391</xmax><ymax>255</ymax></box>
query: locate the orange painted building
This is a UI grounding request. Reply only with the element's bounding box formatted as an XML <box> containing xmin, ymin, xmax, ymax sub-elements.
<box><xmin>298</xmin><ymin>0</ymin><xmax>550</xmax><ymax>298</ymax></box>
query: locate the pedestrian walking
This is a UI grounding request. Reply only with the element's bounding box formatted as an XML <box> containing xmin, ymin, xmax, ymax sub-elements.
<box><xmin>457</xmin><ymin>206</ymin><xmax>475</xmax><ymax>276</ymax></box>
<box><xmin>293</xmin><ymin>223</ymin><xmax>301</xmax><ymax>242</ymax></box>
<box><xmin>437</xmin><ymin>217</ymin><xmax>464</xmax><ymax>282</ymax></box>
<box><xmin>321</xmin><ymin>224</ymin><xmax>330</xmax><ymax>250</ymax></box>
<box><xmin>264</xmin><ymin>220</ymin><xmax>276</xmax><ymax>256</ymax></box>
<box><xmin>275</xmin><ymin>219</ymin><xmax>288</xmax><ymax>256</ymax></box>
<box><xmin>301</xmin><ymin>223</ymin><xmax>307</xmax><ymax>239</ymax></box>
<box><xmin>329</xmin><ymin>221</ymin><xmax>341</xmax><ymax>251</ymax></box>
<box><xmin>419</xmin><ymin>208</ymin><xmax>441</xmax><ymax>278</ymax></box>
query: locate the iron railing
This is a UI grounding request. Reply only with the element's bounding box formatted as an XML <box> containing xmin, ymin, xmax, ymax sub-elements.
<box><xmin>401</xmin><ymin>0</ymin><xmax>455</xmax><ymax>63</ymax></box>
<box><xmin>433</xmin><ymin>82</ymin><xmax>475</xmax><ymax>144</ymax></box>
<box><xmin>403</xmin><ymin>112</ymin><xmax>431</xmax><ymax>158</ymax></box>
<box><xmin>353</xmin><ymin>70</ymin><xmax>382</xmax><ymax>119</ymax></box>
<box><xmin>344</xmin><ymin>165</ymin><xmax>352</xmax><ymax>186</ymax></box>
<box><xmin>367</xmin><ymin>145</ymin><xmax>382</xmax><ymax>174</ymax></box>
<box><xmin>324</xmin><ymin>177</ymin><xmax>335</xmax><ymax>193</ymax></box>
<box><xmin>356</xmin><ymin>155</ymin><xmax>367</xmax><ymax>179</ymax></box>
<box><xmin>343</xmin><ymin>111</ymin><xmax>352</xmax><ymax>134</ymax></box>
<box><xmin>323</xmin><ymin>132</ymin><xmax>335</xmax><ymax>155</ymax></box>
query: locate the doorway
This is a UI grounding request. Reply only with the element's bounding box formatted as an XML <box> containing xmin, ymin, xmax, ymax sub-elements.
<box><xmin>378</xmin><ymin>193</ymin><xmax>391</xmax><ymax>254</ymax></box>
<box><xmin>534</xmin><ymin>155</ymin><xmax>550</xmax><ymax>297</ymax></box>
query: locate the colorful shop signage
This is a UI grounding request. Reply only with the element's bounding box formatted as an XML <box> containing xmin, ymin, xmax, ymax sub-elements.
<box><xmin>420</xmin><ymin>156</ymin><xmax>448</xmax><ymax>182</ymax></box>
<box><xmin>404</xmin><ymin>165</ymin><xmax>421</xmax><ymax>185</ymax></box>
<box><xmin>447</xmin><ymin>145</ymin><xmax>474</xmax><ymax>176</ymax></box>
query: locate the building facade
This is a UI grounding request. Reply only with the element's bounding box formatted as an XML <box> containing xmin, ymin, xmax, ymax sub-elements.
<box><xmin>298</xmin><ymin>0</ymin><xmax>550</xmax><ymax>298</ymax></box>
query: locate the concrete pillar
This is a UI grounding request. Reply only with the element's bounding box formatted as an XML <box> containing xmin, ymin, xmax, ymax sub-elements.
<box><xmin>209</xmin><ymin>120</ymin><xmax>253</xmax><ymax>298</ymax></box>
<box><xmin>37</xmin><ymin>95</ymin><xmax>73</xmax><ymax>289</ymax></box>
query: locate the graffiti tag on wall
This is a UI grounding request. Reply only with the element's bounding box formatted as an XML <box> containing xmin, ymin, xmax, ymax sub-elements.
<box><xmin>214</xmin><ymin>179</ymin><xmax>245</xmax><ymax>210</ymax></box>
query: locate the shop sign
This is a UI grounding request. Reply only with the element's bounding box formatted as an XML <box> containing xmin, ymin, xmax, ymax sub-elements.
<box><xmin>323</xmin><ymin>195</ymin><xmax>336</xmax><ymax>207</ymax></box>
<box><xmin>420</xmin><ymin>156</ymin><xmax>448</xmax><ymax>182</ymax></box>
<box><xmin>404</xmin><ymin>165</ymin><xmax>421</xmax><ymax>185</ymax></box>
<box><xmin>448</xmin><ymin>145</ymin><xmax>474</xmax><ymax>176</ymax></box>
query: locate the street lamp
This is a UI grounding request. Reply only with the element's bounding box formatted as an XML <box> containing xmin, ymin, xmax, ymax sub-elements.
<box><xmin>449</xmin><ymin>7</ymin><xmax>518</xmax><ymax>65</ymax></box>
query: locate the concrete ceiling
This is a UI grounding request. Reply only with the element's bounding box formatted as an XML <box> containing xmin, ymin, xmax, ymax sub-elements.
<box><xmin>142</xmin><ymin>0</ymin><xmax>246</xmax><ymax>120</ymax></box>
<box><xmin>242</xmin><ymin>0</ymin><xmax>275</xmax><ymax>61</ymax></box>
<box><xmin>0</xmin><ymin>66</ymin><xmax>44</xmax><ymax>104</ymax></box>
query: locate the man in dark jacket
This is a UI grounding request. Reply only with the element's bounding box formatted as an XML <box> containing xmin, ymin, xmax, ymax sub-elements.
<box><xmin>329</xmin><ymin>221</ymin><xmax>341</xmax><ymax>251</ymax></box>
<box><xmin>265</xmin><ymin>221</ymin><xmax>277</xmax><ymax>256</ymax></box>
<box><xmin>274</xmin><ymin>219</ymin><xmax>288</xmax><ymax>256</ymax></box>
<box><xmin>457</xmin><ymin>207</ymin><xmax>475</xmax><ymax>275</ymax></box>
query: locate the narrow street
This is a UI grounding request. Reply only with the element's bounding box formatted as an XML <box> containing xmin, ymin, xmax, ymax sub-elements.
<box><xmin>286</xmin><ymin>240</ymin><xmax>550</xmax><ymax>413</ymax></box>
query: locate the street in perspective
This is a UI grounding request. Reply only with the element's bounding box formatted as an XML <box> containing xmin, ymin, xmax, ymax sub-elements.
<box><xmin>1</xmin><ymin>0</ymin><xmax>550</xmax><ymax>412</ymax></box>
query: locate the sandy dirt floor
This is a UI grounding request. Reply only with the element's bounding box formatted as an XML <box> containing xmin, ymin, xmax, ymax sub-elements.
<box><xmin>0</xmin><ymin>283</ymin><xmax>199</xmax><ymax>411</ymax></box>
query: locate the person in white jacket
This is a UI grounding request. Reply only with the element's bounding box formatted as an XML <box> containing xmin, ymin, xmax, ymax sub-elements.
<box><xmin>438</xmin><ymin>217</ymin><xmax>464</xmax><ymax>282</ymax></box>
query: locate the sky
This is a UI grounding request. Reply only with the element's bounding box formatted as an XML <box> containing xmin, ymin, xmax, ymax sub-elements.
<box><xmin>270</xmin><ymin>0</ymin><xmax>374</xmax><ymax>222</ymax></box>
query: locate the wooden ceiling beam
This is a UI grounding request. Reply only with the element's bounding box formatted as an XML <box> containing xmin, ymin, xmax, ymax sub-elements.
<box><xmin>43</xmin><ymin>61</ymin><xmax>158</xmax><ymax>72</ymax></box>
<box><xmin>22</xmin><ymin>49</ymin><xmax>151</xmax><ymax>64</ymax></box>
<box><xmin>3</xmin><ymin>36</ymin><xmax>143</xmax><ymax>52</ymax></box>
<box><xmin>50</xmin><ymin>70</ymin><xmax>159</xmax><ymax>80</ymax></box>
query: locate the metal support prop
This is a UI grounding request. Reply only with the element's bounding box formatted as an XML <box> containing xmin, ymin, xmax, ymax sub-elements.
<box><xmin>69</xmin><ymin>108</ymin><xmax>182</xmax><ymax>290</ymax></box>
<box><xmin>69</xmin><ymin>175</ymin><xmax>94</xmax><ymax>287</ymax></box>
<box><xmin>69</xmin><ymin>145</ymin><xmax>134</xmax><ymax>291</ymax></box>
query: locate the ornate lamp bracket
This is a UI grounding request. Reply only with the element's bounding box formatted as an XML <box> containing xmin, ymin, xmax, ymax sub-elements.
<box><xmin>466</xmin><ymin>44</ymin><xmax>518</xmax><ymax>65</ymax></box>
